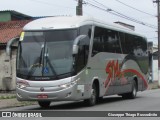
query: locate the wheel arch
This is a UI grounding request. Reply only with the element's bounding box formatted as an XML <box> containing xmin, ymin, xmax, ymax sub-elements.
<box><xmin>92</xmin><ymin>79</ymin><xmax>100</xmax><ymax>98</ymax></box>
<box><xmin>133</xmin><ymin>76</ymin><xmax>138</xmax><ymax>91</ymax></box>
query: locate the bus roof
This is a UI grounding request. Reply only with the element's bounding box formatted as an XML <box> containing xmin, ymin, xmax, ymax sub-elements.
<box><xmin>23</xmin><ymin>16</ymin><xmax>145</xmax><ymax>38</ymax></box>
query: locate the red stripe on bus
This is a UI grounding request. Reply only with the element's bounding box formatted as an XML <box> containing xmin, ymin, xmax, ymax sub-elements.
<box><xmin>121</xmin><ymin>69</ymin><xmax>148</xmax><ymax>88</ymax></box>
<box><xmin>105</xmin><ymin>69</ymin><xmax>148</xmax><ymax>94</ymax></box>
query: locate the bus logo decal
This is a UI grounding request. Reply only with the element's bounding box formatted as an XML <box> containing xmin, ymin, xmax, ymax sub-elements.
<box><xmin>105</xmin><ymin>60</ymin><xmax>148</xmax><ymax>93</ymax></box>
<box><xmin>105</xmin><ymin>60</ymin><xmax>127</xmax><ymax>90</ymax></box>
<box><xmin>40</xmin><ymin>87</ymin><xmax>44</xmax><ymax>92</ymax></box>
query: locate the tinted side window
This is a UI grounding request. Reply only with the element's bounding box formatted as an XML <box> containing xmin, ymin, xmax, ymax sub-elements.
<box><xmin>103</xmin><ymin>29</ymin><xmax>121</xmax><ymax>53</ymax></box>
<box><xmin>124</xmin><ymin>33</ymin><xmax>134</xmax><ymax>54</ymax></box>
<box><xmin>79</xmin><ymin>25</ymin><xmax>92</xmax><ymax>38</ymax></box>
<box><xmin>92</xmin><ymin>27</ymin><xmax>122</xmax><ymax>56</ymax></box>
<box><xmin>133</xmin><ymin>36</ymin><xmax>147</xmax><ymax>50</ymax></box>
<box><xmin>120</xmin><ymin>33</ymin><xmax>147</xmax><ymax>56</ymax></box>
<box><xmin>92</xmin><ymin>27</ymin><xmax>105</xmax><ymax>56</ymax></box>
<box><xmin>142</xmin><ymin>38</ymin><xmax>147</xmax><ymax>51</ymax></box>
<box><xmin>133</xmin><ymin>36</ymin><xmax>148</xmax><ymax>56</ymax></box>
<box><xmin>119</xmin><ymin>32</ymin><xmax>127</xmax><ymax>54</ymax></box>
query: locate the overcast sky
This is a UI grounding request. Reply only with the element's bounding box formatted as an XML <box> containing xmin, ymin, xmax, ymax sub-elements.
<box><xmin>0</xmin><ymin>0</ymin><xmax>158</xmax><ymax>44</ymax></box>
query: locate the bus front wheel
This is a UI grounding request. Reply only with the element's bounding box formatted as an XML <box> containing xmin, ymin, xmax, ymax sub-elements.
<box><xmin>38</xmin><ymin>101</ymin><xmax>51</xmax><ymax>108</ymax></box>
<box><xmin>84</xmin><ymin>83</ymin><xmax>97</xmax><ymax>106</ymax></box>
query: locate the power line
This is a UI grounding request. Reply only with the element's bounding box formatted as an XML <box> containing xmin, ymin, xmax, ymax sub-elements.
<box><xmin>115</xmin><ymin>0</ymin><xmax>156</xmax><ymax>17</ymax></box>
<box><xmin>148</xmin><ymin>37</ymin><xmax>158</xmax><ymax>39</ymax></box>
<box><xmin>83</xmin><ymin>0</ymin><xmax>157</xmax><ymax>29</ymax></box>
<box><xmin>87</xmin><ymin>0</ymin><xmax>112</xmax><ymax>11</ymax></box>
<box><xmin>86</xmin><ymin>0</ymin><xmax>157</xmax><ymax>28</ymax></box>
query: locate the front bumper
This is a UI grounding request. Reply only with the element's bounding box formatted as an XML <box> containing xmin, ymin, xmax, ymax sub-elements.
<box><xmin>16</xmin><ymin>84</ymin><xmax>84</xmax><ymax>101</ymax></box>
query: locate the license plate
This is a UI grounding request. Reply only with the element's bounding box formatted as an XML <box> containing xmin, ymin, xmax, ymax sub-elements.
<box><xmin>37</xmin><ymin>94</ymin><xmax>48</xmax><ymax>99</ymax></box>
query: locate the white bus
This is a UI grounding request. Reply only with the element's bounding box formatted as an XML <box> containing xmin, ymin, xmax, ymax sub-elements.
<box><xmin>16</xmin><ymin>16</ymin><xmax>149</xmax><ymax>108</ymax></box>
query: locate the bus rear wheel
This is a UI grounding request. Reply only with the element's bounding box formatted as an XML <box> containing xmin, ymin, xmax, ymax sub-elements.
<box><xmin>84</xmin><ymin>83</ymin><xmax>97</xmax><ymax>106</ymax></box>
<box><xmin>38</xmin><ymin>101</ymin><xmax>51</xmax><ymax>108</ymax></box>
<box><xmin>122</xmin><ymin>80</ymin><xmax>137</xmax><ymax>99</ymax></box>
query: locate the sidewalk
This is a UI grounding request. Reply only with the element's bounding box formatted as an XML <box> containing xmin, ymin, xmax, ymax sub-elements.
<box><xmin>0</xmin><ymin>92</ymin><xmax>37</xmax><ymax>109</ymax></box>
<box><xmin>0</xmin><ymin>99</ymin><xmax>22</xmax><ymax>109</ymax></box>
<box><xmin>147</xmin><ymin>81</ymin><xmax>159</xmax><ymax>90</ymax></box>
<box><xmin>0</xmin><ymin>81</ymin><xmax>159</xmax><ymax>109</ymax></box>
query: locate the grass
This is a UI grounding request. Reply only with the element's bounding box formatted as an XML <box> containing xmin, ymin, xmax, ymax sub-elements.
<box><xmin>0</xmin><ymin>95</ymin><xmax>16</xmax><ymax>99</ymax></box>
<box><xmin>148</xmin><ymin>81</ymin><xmax>159</xmax><ymax>90</ymax></box>
<box><xmin>151</xmin><ymin>84</ymin><xmax>159</xmax><ymax>89</ymax></box>
<box><xmin>14</xmin><ymin>101</ymin><xmax>37</xmax><ymax>107</ymax></box>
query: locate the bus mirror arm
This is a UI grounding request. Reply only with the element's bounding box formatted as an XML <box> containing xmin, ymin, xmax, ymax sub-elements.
<box><xmin>73</xmin><ymin>45</ymin><xmax>79</xmax><ymax>54</ymax></box>
<box><xmin>72</xmin><ymin>35</ymin><xmax>87</xmax><ymax>55</ymax></box>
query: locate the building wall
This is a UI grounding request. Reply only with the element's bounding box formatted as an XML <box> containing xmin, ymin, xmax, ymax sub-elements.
<box><xmin>0</xmin><ymin>12</ymin><xmax>11</xmax><ymax>22</ymax></box>
<box><xmin>153</xmin><ymin>60</ymin><xmax>158</xmax><ymax>81</ymax></box>
<box><xmin>0</xmin><ymin>49</ymin><xmax>16</xmax><ymax>91</ymax></box>
<box><xmin>11</xmin><ymin>49</ymin><xmax>17</xmax><ymax>90</ymax></box>
<box><xmin>0</xmin><ymin>49</ymin><xmax>6</xmax><ymax>90</ymax></box>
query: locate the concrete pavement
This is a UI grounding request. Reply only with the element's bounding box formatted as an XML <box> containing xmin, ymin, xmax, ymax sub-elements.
<box><xmin>0</xmin><ymin>92</ymin><xmax>37</xmax><ymax>109</ymax></box>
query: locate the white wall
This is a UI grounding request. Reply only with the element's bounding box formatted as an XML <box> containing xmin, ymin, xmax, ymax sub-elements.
<box><xmin>0</xmin><ymin>50</ymin><xmax>6</xmax><ymax>90</ymax></box>
<box><xmin>0</xmin><ymin>49</ymin><xmax>16</xmax><ymax>91</ymax></box>
<box><xmin>153</xmin><ymin>60</ymin><xmax>158</xmax><ymax>81</ymax></box>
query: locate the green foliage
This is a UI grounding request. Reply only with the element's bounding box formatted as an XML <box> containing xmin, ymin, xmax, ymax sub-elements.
<box><xmin>0</xmin><ymin>95</ymin><xmax>16</xmax><ymax>99</ymax></box>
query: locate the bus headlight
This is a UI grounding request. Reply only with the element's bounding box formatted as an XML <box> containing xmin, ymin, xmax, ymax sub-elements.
<box><xmin>16</xmin><ymin>81</ymin><xmax>30</xmax><ymax>89</ymax></box>
<box><xmin>59</xmin><ymin>78</ymin><xmax>80</xmax><ymax>88</ymax></box>
<box><xmin>59</xmin><ymin>83</ymin><xmax>71</xmax><ymax>88</ymax></box>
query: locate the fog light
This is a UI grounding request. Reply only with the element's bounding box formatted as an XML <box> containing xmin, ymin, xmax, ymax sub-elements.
<box><xmin>65</xmin><ymin>92</ymin><xmax>71</xmax><ymax>98</ymax></box>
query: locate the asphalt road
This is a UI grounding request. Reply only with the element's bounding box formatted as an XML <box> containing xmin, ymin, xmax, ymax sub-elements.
<box><xmin>1</xmin><ymin>89</ymin><xmax>160</xmax><ymax>120</ymax></box>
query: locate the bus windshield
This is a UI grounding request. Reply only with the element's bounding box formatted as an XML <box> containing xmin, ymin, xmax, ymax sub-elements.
<box><xmin>16</xmin><ymin>29</ymin><xmax>77</xmax><ymax>80</ymax></box>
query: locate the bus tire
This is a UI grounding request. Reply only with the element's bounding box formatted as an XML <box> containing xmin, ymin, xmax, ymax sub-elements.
<box><xmin>97</xmin><ymin>97</ymin><xmax>103</xmax><ymax>102</ymax></box>
<box><xmin>122</xmin><ymin>80</ymin><xmax>137</xmax><ymax>99</ymax></box>
<box><xmin>38</xmin><ymin>101</ymin><xmax>51</xmax><ymax>108</ymax></box>
<box><xmin>84</xmin><ymin>83</ymin><xmax>97</xmax><ymax>106</ymax></box>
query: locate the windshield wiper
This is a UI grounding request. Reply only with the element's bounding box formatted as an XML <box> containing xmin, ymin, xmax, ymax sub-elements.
<box><xmin>27</xmin><ymin>46</ymin><xmax>44</xmax><ymax>79</ymax></box>
<box><xmin>44</xmin><ymin>48</ymin><xmax>59</xmax><ymax>79</ymax></box>
<box><xmin>39</xmin><ymin>44</ymin><xmax>44</xmax><ymax>67</ymax></box>
<box><xmin>56</xmin><ymin>72</ymin><xmax>73</xmax><ymax>77</ymax></box>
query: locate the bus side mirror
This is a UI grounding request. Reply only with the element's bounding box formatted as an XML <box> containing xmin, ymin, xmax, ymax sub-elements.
<box><xmin>72</xmin><ymin>35</ymin><xmax>88</xmax><ymax>55</ymax></box>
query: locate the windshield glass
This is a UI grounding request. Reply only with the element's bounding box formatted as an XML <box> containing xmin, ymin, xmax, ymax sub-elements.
<box><xmin>17</xmin><ymin>30</ymin><xmax>77</xmax><ymax>80</ymax></box>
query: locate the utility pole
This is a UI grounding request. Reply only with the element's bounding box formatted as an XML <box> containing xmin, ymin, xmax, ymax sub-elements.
<box><xmin>153</xmin><ymin>0</ymin><xmax>160</xmax><ymax>87</ymax></box>
<box><xmin>76</xmin><ymin>0</ymin><xmax>83</xmax><ymax>16</ymax></box>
